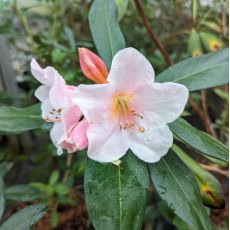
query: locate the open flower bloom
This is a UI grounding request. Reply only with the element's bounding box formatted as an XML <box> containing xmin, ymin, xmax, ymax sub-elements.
<box><xmin>73</xmin><ymin>48</ymin><xmax>189</xmax><ymax>163</ymax></box>
<box><xmin>31</xmin><ymin>59</ymin><xmax>88</xmax><ymax>154</ymax></box>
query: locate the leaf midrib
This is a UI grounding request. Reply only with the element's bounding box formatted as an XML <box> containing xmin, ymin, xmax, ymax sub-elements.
<box><xmin>102</xmin><ymin>0</ymin><xmax>115</xmax><ymax>61</ymax></box>
<box><xmin>162</xmin><ymin>158</ymin><xmax>206</xmax><ymax>230</ymax></box>
<box><xmin>172</xmin><ymin>62</ymin><xmax>227</xmax><ymax>83</ymax></box>
<box><xmin>174</xmin><ymin>119</ymin><xmax>228</xmax><ymax>155</ymax></box>
<box><xmin>118</xmin><ymin>166</ymin><xmax>122</xmax><ymax>230</ymax></box>
<box><xmin>0</xmin><ymin>115</ymin><xmax>41</xmax><ymax>119</ymax></box>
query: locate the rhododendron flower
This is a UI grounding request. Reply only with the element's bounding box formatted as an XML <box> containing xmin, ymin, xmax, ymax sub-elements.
<box><xmin>73</xmin><ymin>48</ymin><xmax>189</xmax><ymax>163</ymax></box>
<box><xmin>78</xmin><ymin>47</ymin><xmax>108</xmax><ymax>84</ymax></box>
<box><xmin>31</xmin><ymin>59</ymin><xmax>88</xmax><ymax>154</ymax></box>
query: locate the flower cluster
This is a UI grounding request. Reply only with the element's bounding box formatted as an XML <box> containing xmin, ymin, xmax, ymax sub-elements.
<box><xmin>31</xmin><ymin>48</ymin><xmax>188</xmax><ymax>163</ymax></box>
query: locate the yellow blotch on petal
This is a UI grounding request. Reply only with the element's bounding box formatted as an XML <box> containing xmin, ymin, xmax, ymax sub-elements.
<box><xmin>112</xmin><ymin>93</ymin><xmax>133</xmax><ymax>119</ymax></box>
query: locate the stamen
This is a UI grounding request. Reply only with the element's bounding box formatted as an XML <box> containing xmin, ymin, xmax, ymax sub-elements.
<box><xmin>139</xmin><ymin>126</ymin><xmax>145</xmax><ymax>132</ymax></box>
<box><xmin>112</xmin><ymin>93</ymin><xmax>145</xmax><ymax>134</ymax></box>
<box><xmin>44</xmin><ymin>107</ymin><xmax>63</xmax><ymax>123</ymax></box>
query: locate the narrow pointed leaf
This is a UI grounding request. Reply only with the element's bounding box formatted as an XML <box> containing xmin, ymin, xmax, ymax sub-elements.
<box><xmin>172</xmin><ymin>145</ymin><xmax>225</xmax><ymax>208</ymax></box>
<box><xmin>169</xmin><ymin>118</ymin><xmax>228</xmax><ymax>162</ymax></box>
<box><xmin>84</xmin><ymin>152</ymin><xmax>149</xmax><ymax>230</ymax></box>
<box><xmin>0</xmin><ymin>204</ymin><xmax>47</xmax><ymax>230</ymax></box>
<box><xmin>89</xmin><ymin>0</ymin><xmax>126</xmax><ymax>68</ymax></box>
<box><xmin>5</xmin><ymin>184</ymin><xmax>41</xmax><ymax>202</ymax></box>
<box><xmin>0</xmin><ymin>104</ymin><xmax>43</xmax><ymax>135</ymax></box>
<box><xmin>115</xmin><ymin>0</ymin><xmax>128</xmax><ymax>21</ymax></box>
<box><xmin>149</xmin><ymin>151</ymin><xmax>212</xmax><ymax>230</ymax></box>
<box><xmin>0</xmin><ymin>179</ymin><xmax>5</xmax><ymax>221</ymax></box>
<box><xmin>156</xmin><ymin>48</ymin><xmax>229</xmax><ymax>91</ymax></box>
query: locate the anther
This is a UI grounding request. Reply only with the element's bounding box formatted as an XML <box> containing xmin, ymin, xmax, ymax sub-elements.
<box><xmin>139</xmin><ymin>126</ymin><xmax>145</xmax><ymax>132</ymax></box>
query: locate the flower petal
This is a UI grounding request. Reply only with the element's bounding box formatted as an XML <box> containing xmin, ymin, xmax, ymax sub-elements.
<box><xmin>49</xmin><ymin>80</ymin><xmax>76</xmax><ymax>108</ymax></box>
<box><xmin>61</xmin><ymin>106</ymin><xmax>82</xmax><ymax>133</ymax></box>
<box><xmin>50</xmin><ymin>122</ymin><xmax>64</xmax><ymax>149</ymax></box>
<box><xmin>31</xmin><ymin>59</ymin><xmax>65</xmax><ymax>86</ymax></box>
<box><xmin>35</xmin><ymin>85</ymin><xmax>50</xmax><ymax>102</ymax></box>
<box><xmin>134</xmin><ymin>82</ymin><xmax>189</xmax><ymax>124</ymax></box>
<box><xmin>41</xmin><ymin>100</ymin><xmax>53</xmax><ymax>119</ymax></box>
<box><xmin>122</xmin><ymin>121</ymin><xmax>173</xmax><ymax>163</ymax></box>
<box><xmin>87</xmin><ymin>122</ymin><xmax>128</xmax><ymax>162</ymax></box>
<box><xmin>59</xmin><ymin>118</ymin><xmax>89</xmax><ymax>153</ymax></box>
<box><xmin>107</xmin><ymin>47</ymin><xmax>155</xmax><ymax>91</ymax></box>
<box><xmin>73</xmin><ymin>83</ymin><xmax>116</xmax><ymax>123</ymax></box>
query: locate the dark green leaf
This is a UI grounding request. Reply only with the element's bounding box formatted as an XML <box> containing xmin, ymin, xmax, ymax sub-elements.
<box><xmin>172</xmin><ymin>145</ymin><xmax>225</xmax><ymax>208</ymax></box>
<box><xmin>84</xmin><ymin>152</ymin><xmax>149</xmax><ymax>230</ymax></box>
<box><xmin>149</xmin><ymin>152</ymin><xmax>212</xmax><ymax>230</ymax></box>
<box><xmin>169</xmin><ymin>118</ymin><xmax>228</xmax><ymax>162</ymax></box>
<box><xmin>0</xmin><ymin>91</ymin><xmax>13</xmax><ymax>105</ymax></box>
<box><xmin>48</xmin><ymin>170</ymin><xmax>60</xmax><ymax>186</ymax></box>
<box><xmin>156</xmin><ymin>48</ymin><xmax>229</xmax><ymax>91</ymax></box>
<box><xmin>54</xmin><ymin>184</ymin><xmax>70</xmax><ymax>195</ymax></box>
<box><xmin>5</xmin><ymin>184</ymin><xmax>41</xmax><ymax>202</ymax></box>
<box><xmin>173</xmin><ymin>216</ymin><xmax>192</xmax><ymax>230</ymax></box>
<box><xmin>0</xmin><ymin>104</ymin><xmax>43</xmax><ymax>135</ymax></box>
<box><xmin>0</xmin><ymin>162</ymin><xmax>8</xmax><ymax>178</ymax></box>
<box><xmin>89</xmin><ymin>0</ymin><xmax>125</xmax><ymax>68</ymax></box>
<box><xmin>0</xmin><ymin>204</ymin><xmax>47</xmax><ymax>230</ymax></box>
<box><xmin>0</xmin><ymin>179</ymin><xmax>5</xmax><ymax>221</ymax></box>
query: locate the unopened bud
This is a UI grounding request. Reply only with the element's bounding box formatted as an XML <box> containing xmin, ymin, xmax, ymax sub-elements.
<box><xmin>78</xmin><ymin>48</ymin><xmax>109</xmax><ymax>84</ymax></box>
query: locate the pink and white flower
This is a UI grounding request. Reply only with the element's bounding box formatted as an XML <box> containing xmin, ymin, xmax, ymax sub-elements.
<box><xmin>73</xmin><ymin>48</ymin><xmax>189</xmax><ymax>163</ymax></box>
<box><xmin>31</xmin><ymin>59</ymin><xmax>88</xmax><ymax>154</ymax></box>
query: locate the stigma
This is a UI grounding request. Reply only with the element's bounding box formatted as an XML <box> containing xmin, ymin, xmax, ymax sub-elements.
<box><xmin>112</xmin><ymin>93</ymin><xmax>145</xmax><ymax>134</ymax></box>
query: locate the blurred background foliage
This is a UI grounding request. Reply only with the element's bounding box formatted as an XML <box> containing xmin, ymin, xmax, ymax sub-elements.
<box><xmin>0</xmin><ymin>0</ymin><xmax>228</xmax><ymax>229</ymax></box>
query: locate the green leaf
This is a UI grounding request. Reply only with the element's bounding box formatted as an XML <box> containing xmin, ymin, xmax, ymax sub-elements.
<box><xmin>192</xmin><ymin>0</ymin><xmax>198</xmax><ymax>21</ymax></box>
<box><xmin>0</xmin><ymin>179</ymin><xmax>5</xmax><ymax>221</ymax></box>
<box><xmin>54</xmin><ymin>184</ymin><xmax>70</xmax><ymax>195</ymax></box>
<box><xmin>172</xmin><ymin>145</ymin><xmax>225</xmax><ymax>208</ymax></box>
<box><xmin>169</xmin><ymin>118</ymin><xmax>228</xmax><ymax>162</ymax></box>
<box><xmin>156</xmin><ymin>48</ymin><xmax>229</xmax><ymax>91</ymax></box>
<box><xmin>30</xmin><ymin>182</ymin><xmax>47</xmax><ymax>192</ymax></box>
<box><xmin>149</xmin><ymin>151</ymin><xmax>212</xmax><ymax>230</ymax></box>
<box><xmin>89</xmin><ymin>0</ymin><xmax>126</xmax><ymax>68</ymax></box>
<box><xmin>188</xmin><ymin>29</ymin><xmax>203</xmax><ymax>57</ymax></box>
<box><xmin>173</xmin><ymin>216</ymin><xmax>192</xmax><ymax>230</ymax></box>
<box><xmin>5</xmin><ymin>184</ymin><xmax>41</xmax><ymax>202</ymax></box>
<box><xmin>115</xmin><ymin>0</ymin><xmax>128</xmax><ymax>21</ymax></box>
<box><xmin>0</xmin><ymin>162</ymin><xmax>8</xmax><ymax>178</ymax></box>
<box><xmin>0</xmin><ymin>204</ymin><xmax>47</xmax><ymax>230</ymax></box>
<box><xmin>84</xmin><ymin>152</ymin><xmax>149</xmax><ymax>230</ymax></box>
<box><xmin>48</xmin><ymin>170</ymin><xmax>60</xmax><ymax>186</ymax></box>
<box><xmin>0</xmin><ymin>91</ymin><xmax>13</xmax><ymax>105</ymax></box>
<box><xmin>0</xmin><ymin>104</ymin><xmax>43</xmax><ymax>135</ymax></box>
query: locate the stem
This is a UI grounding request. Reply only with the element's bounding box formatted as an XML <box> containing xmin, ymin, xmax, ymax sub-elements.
<box><xmin>12</xmin><ymin>0</ymin><xmax>37</xmax><ymax>52</ymax></box>
<box><xmin>134</xmin><ymin>0</ymin><xmax>173</xmax><ymax>66</ymax></box>
<box><xmin>188</xmin><ymin>95</ymin><xmax>217</xmax><ymax>137</ymax></box>
<box><xmin>200</xmin><ymin>90</ymin><xmax>218</xmax><ymax>138</ymax></box>
<box><xmin>221</xmin><ymin>0</ymin><xmax>228</xmax><ymax>37</ymax></box>
<box><xmin>62</xmin><ymin>154</ymin><xmax>73</xmax><ymax>184</ymax></box>
<box><xmin>51</xmin><ymin>0</ymin><xmax>61</xmax><ymax>40</ymax></box>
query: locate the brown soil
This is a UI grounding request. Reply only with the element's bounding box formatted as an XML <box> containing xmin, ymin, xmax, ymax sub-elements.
<box><xmin>34</xmin><ymin>192</ymin><xmax>89</xmax><ymax>230</ymax></box>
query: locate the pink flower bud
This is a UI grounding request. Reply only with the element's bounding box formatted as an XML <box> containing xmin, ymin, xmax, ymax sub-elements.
<box><xmin>78</xmin><ymin>48</ymin><xmax>108</xmax><ymax>84</ymax></box>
